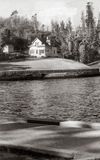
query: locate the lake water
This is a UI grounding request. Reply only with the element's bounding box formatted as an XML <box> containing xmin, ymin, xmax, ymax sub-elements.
<box><xmin>0</xmin><ymin>77</ymin><xmax>100</xmax><ymax>122</ymax></box>
<box><xmin>0</xmin><ymin>152</ymin><xmax>58</xmax><ymax>160</ymax></box>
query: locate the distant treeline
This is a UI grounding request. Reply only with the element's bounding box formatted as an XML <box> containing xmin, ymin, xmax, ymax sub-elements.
<box><xmin>0</xmin><ymin>2</ymin><xmax>100</xmax><ymax>63</ymax></box>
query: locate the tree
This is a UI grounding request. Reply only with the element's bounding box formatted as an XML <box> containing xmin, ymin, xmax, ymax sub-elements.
<box><xmin>81</xmin><ymin>11</ymin><xmax>86</xmax><ymax>34</ymax></box>
<box><xmin>85</xmin><ymin>2</ymin><xmax>95</xmax><ymax>38</ymax></box>
<box><xmin>13</xmin><ymin>37</ymin><xmax>28</xmax><ymax>52</ymax></box>
<box><xmin>60</xmin><ymin>20</ymin><xmax>65</xmax><ymax>32</ymax></box>
<box><xmin>67</xmin><ymin>18</ymin><xmax>72</xmax><ymax>36</ymax></box>
<box><xmin>31</xmin><ymin>14</ymin><xmax>40</xmax><ymax>32</ymax></box>
<box><xmin>79</xmin><ymin>40</ymin><xmax>87</xmax><ymax>63</ymax></box>
<box><xmin>41</xmin><ymin>24</ymin><xmax>45</xmax><ymax>32</ymax></box>
<box><xmin>10</xmin><ymin>10</ymin><xmax>18</xmax><ymax>17</ymax></box>
<box><xmin>1</xmin><ymin>28</ymin><xmax>12</xmax><ymax>46</ymax></box>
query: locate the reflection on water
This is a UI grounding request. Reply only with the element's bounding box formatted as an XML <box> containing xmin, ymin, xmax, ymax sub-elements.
<box><xmin>0</xmin><ymin>77</ymin><xmax>100</xmax><ymax>122</ymax></box>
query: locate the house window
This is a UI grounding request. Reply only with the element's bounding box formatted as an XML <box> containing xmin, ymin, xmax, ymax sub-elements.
<box><xmin>35</xmin><ymin>42</ymin><xmax>39</xmax><ymax>46</ymax></box>
<box><xmin>36</xmin><ymin>50</ymin><xmax>38</xmax><ymax>54</ymax></box>
<box><xmin>30</xmin><ymin>50</ymin><xmax>34</xmax><ymax>54</ymax></box>
<box><xmin>39</xmin><ymin>50</ymin><xmax>45</xmax><ymax>54</ymax></box>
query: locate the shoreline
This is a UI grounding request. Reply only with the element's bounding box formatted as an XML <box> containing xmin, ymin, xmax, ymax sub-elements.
<box><xmin>0</xmin><ymin>68</ymin><xmax>99</xmax><ymax>80</ymax></box>
<box><xmin>0</xmin><ymin>58</ymin><xmax>99</xmax><ymax>80</ymax></box>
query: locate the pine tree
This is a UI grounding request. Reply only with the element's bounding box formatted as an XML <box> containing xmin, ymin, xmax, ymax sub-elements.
<box><xmin>31</xmin><ymin>14</ymin><xmax>40</xmax><ymax>32</ymax></box>
<box><xmin>60</xmin><ymin>20</ymin><xmax>65</xmax><ymax>32</ymax></box>
<box><xmin>85</xmin><ymin>2</ymin><xmax>95</xmax><ymax>38</ymax></box>
<box><xmin>67</xmin><ymin>18</ymin><xmax>72</xmax><ymax>35</ymax></box>
<box><xmin>81</xmin><ymin>11</ymin><xmax>86</xmax><ymax>35</ymax></box>
<box><xmin>97</xmin><ymin>13</ymin><xmax>100</xmax><ymax>40</ymax></box>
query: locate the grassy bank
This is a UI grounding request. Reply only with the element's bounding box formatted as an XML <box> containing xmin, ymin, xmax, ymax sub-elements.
<box><xmin>8</xmin><ymin>58</ymin><xmax>90</xmax><ymax>71</ymax></box>
<box><xmin>0</xmin><ymin>58</ymin><xmax>90</xmax><ymax>71</ymax></box>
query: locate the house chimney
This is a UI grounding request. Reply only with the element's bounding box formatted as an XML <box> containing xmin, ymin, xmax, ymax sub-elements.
<box><xmin>46</xmin><ymin>36</ymin><xmax>51</xmax><ymax>45</ymax></box>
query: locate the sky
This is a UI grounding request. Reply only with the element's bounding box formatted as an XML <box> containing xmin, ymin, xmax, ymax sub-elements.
<box><xmin>0</xmin><ymin>0</ymin><xmax>100</xmax><ymax>27</ymax></box>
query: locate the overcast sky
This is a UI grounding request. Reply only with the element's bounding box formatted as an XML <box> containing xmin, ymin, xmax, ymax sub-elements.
<box><xmin>0</xmin><ymin>0</ymin><xmax>100</xmax><ymax>27</ymax></box>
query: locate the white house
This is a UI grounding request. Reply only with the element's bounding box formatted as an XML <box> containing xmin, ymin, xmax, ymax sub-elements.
<box><xmin>29</xmin><ymin>38</ymin><xmax>46</xmax><ymax>58</ymax></box>
<box><xmin>29</xmin><ymin>37</ymin><xmax>58</xmax><ymax>58</ymax></box>
<box><xmin>3</xmin><ymin>44</ymin><xmax>14</xmax><ymax>54</ymax></box>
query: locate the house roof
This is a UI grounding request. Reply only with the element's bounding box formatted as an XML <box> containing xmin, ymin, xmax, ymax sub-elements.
<box><xmin>30</xmin><ymin>37</ymin><xmax>51</xmax><ymax>48</ymax></box>
<box><xmin>2</xmin><ymin>43</ymin><xmax>14</xmax><ymax>48</ymax></box>
<box><xmin>30</xmin><ymin>36</ymin><xmax>60</xmax><ymax>48</ymax></box>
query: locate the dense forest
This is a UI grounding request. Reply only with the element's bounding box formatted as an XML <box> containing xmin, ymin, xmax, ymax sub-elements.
<box><xmin>0</xmin><ymin>2</ymin><xmax>100</xmax><ymax>63</ymax></box>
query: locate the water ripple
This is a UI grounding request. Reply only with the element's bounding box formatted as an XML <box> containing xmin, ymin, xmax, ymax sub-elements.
<box><xmin>0</xmin><ymin>77</ymin><xmax>100</xmax><ymax>122</ymax></box>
